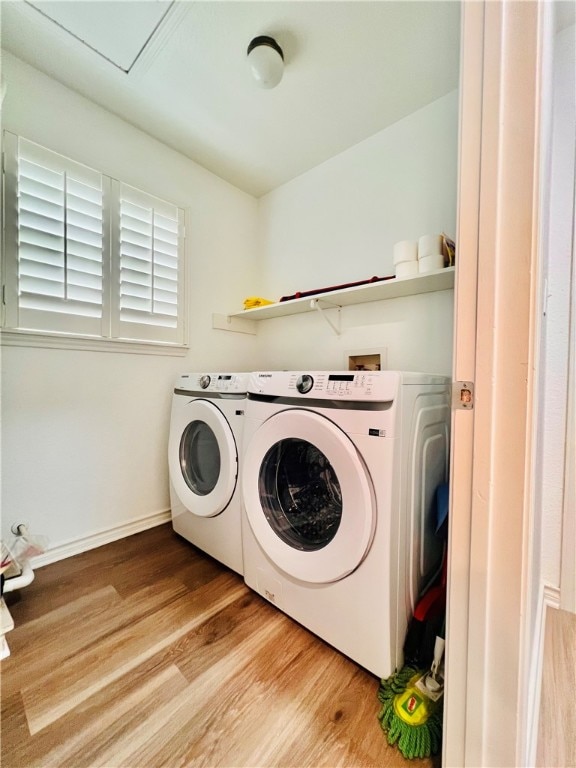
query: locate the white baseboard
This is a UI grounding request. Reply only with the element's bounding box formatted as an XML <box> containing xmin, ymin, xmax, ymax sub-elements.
<box><xmin>525</xmin><ymin>582</ymin><xmax>561</xmax><ymax>767</ymax></box>
<box><xmin>542</xmin><ymin>583</ymin><xmax>561</xmax><ymax>610</ymax></box>
<box><xmin>29</xmin><ymin>509</ymin><xmax>172</xmax><ymax>569</ymax></box>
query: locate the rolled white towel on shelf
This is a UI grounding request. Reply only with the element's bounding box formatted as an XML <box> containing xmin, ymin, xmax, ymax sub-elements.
<box><xmin>418</xmin><ymin>234</ymin><xmax>444</xmax><ymax>260</ymax></box>
<box><xmin>419</xmin><ymin>253</ymin><xmax>445</xmax><ymax>273</ymax></box>
<box><xmin>395</xmin><ymin>260</ymin><xmax>419</xmax><ymax>279</ymax></box>
<box><xmin>393</xmin><ymin>240</ymin><xmax>418</xmax><ymax>266</ymax></box>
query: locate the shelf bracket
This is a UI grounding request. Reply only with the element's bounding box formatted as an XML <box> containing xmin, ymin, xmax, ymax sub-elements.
<box><xmin>310</xmin><ymin>298</ymin><xmax>342</xmax><ymax>336</ymax></box>
<box><xmin>212</xmin><ymin>313</ymin><xmax>256</xmax><ymax>335</ymax></box>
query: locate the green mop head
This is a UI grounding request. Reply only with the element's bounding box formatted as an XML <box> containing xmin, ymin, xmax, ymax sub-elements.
<box><xmin>377</xmin><ymin>665</ymin><xmax>443</xmax><ymax>760</ymax></box>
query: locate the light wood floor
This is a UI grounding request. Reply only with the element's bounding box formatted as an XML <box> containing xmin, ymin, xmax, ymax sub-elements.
<box><xmin>536</xmin><ymin>605</ymin><xmax>576</xmax><ymax>768</ymax></box>
<box><xmin>1</xmin><ymin>524</ymin><xmax>438</xmax><ymax>768</ymax></box>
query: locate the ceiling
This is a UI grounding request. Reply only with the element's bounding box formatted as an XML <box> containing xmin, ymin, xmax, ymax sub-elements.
<box><xmin>1</xmin><ymin>1</ymin><xmax>461</xmax><ymax>197</ymax></box>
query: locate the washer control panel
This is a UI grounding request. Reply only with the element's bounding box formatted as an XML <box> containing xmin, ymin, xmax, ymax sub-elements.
<box><xmin>249</xmin><ymin>371</ymin><xmax>408</xmax><ymax>402</ymax></box>
<box><xmin>294</xmin><ymin>372</ymin><xmax>377</xmax><ymax>397</ymax></box>
<box><xmin>176</xmin><ymin>373</ymin><xmax>249</xmax><ymax>394</ymax></box>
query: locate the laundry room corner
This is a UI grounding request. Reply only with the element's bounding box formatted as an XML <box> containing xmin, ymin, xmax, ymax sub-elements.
<box><xmin>253</xmin><ymin>91</ymin><xmax>458</xmax><ymax>375</ymax></box>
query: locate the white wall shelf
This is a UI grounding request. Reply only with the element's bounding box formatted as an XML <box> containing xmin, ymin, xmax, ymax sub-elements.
<box><xmin>213</xmin><ymin>267</ymin><xmax>455</xmax><ymax>334</ymax></box>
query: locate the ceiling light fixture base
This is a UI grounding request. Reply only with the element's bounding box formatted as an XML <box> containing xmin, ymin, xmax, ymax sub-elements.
<box><xmin>247</xmin><ymin>35</ymin><xmax>284</xmax><ymax>89</ymax></box>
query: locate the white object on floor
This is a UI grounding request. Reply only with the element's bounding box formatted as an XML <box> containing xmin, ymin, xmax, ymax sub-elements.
<box><xmin>2</xmin><ymin>560</ymin><xmax>35</xmax><ymax>593</ymax></box>
<box><xmin>1</xmin><ymin>598</ymin><xmax>15</xmax><ymax>659</ymax></box>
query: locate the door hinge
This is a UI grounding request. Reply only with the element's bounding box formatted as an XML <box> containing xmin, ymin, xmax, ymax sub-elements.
<box><xmin>452</xmin><ymin>381</ymin><xmax>474</xmax><ymax>410</ymax></box>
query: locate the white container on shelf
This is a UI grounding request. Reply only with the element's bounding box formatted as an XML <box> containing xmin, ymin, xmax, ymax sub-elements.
<box><xmin>419</xmin><ymin>253</ymin><xmax>445</xmax><ymax>273</ymax></box>
<box><xmin>393</xmin><ymin>240</ymin><xmax>418</xmax><ymax>265</ymax></box>
<box><xmin>418</xmin><ymin>234</ymin><xmax>444</xmax><ymax>259</ymax></box>
<box><xmin>395</xmin><ymin>260</ymin><xmax>419</xmax><ymax>278</ymax></box>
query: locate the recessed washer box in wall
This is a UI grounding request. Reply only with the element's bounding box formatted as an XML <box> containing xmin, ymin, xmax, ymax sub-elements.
<box><xmin>345</xmin><ymin>347</ymin><xmax>387</xmax><ymax>371</ymax></box>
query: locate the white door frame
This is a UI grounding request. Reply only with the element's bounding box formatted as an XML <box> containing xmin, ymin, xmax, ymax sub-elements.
<box><xmin>444</xmin><ymin>2</ymin><xmax>543</xmax><ymax>766</ymax></box>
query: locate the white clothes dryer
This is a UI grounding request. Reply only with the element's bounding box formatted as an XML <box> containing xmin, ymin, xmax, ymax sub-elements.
<box><xmin>241</xmin><ymin>370</ymin><xmax>450</xmax><ymax>678</ymax></box>
<box><xmin>169</xmin><ymin>372</ymin><xmax>249</xmax><ymax>575</ymax></box>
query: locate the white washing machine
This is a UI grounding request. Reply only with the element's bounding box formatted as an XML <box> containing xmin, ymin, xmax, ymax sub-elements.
<box><xmin>169</xmin><ymin>372</ymin><xmax>249</xmax><ymax>575</ymax></box>
<box><xmin>241</xmin><ymin>370</ymin><xmax>450</xmax><ymax>678</ymax></box>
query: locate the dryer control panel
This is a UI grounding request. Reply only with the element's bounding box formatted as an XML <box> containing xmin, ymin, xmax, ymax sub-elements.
<box><xmin>175</xmin><ymin>372</ymin><xmax>250</xmax><ymax>395</ymax></box>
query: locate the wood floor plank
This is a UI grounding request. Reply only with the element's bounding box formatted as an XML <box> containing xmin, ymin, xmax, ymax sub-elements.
<box><xmin>3</xmin><ymin>526</ymin><xmax>197</xmax><ymax>621</ymax></box>
<box><xmin>32</xmin><ymin>664</ymin><xmax>190</xmax><ymax>768</ymax></box>
<box><xmin>21</xmin><ymin>573</ymin><xmax>246</xmax><ymax>734</ymax></box>
<box><xmin>174</xmin><ymin>590</ymin><xmax>283</xmax><ymax>683</ymax></box>
<box><xmin>129</xmin><ymin>613</ymin><xmax>396</xmax><ymax>768</ymax></box>
<box><xmin>100</xmin><ymin>535</ymin><xmax>225</xmax><ymax>599</ymax></box>
<box><xmin>266</xmin><ymin>649</ymin><xmax>422</xmax><ymax>768</ymax></box>
<box><xmin>0</xmin><ymin>691</ymin><xmax>30</xmax><ymax>767</ymax></box>
<box><xmin>243</xmin><ymin>640</ymin><xmax>382</xmax><ymax>768</ymax></box>
<box><xmin>90</xmin><ymin>613</ymin><xmax>291</xmax><ymax>768</ymax></box>
<box><xmin>536</xmin><ymin>606</ymin><xmax>576</xmax><ymax>768</ymax></box>
<box><xmin>2</xmin><ymin>585</ymin><xmax>122</xmax><ymax>697</ymax></box>
<box><xmin>175</xmin><ymin>552</ymin><xmax>241</xmax><ymax>596</ymax></box>
<box><xmin>181</xmin><ymin>627</ymin><xmax>346</xmax><ymax>768</ymax></box>
<box><xmin>10</xmin><ymin>575</ymin><xmax>188</xmax><ymax>720</ymax></box>
<box><xmin>1</xmin><ymin>524</ymin><xmax>432</xmax><ymax>768</ymax></box>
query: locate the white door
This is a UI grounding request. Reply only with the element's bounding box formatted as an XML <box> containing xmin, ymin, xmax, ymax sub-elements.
<box><xmin>242</xmin><ymin>409</ymin><xmax>376</xmax><ymax>584</ymax></box>
<box><xmin>169</xmin><ymin>398</ymin><xmax>237</xmax><ymax>517</ymax></box>
<box><xmin>445</xmin><ymin>2</ymin><xmax>545</xmax><ymax>766</ymax></box>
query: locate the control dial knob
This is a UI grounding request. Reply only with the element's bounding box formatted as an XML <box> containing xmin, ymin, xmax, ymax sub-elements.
<box><xmin>296</xmin><ymin>374</ymin><xmax>314</xmax><ymax>394</ymax></box>
<box><xmin>199</xmin><ymin>375</ymin><xmax>211</xmax><ymax>389</ymax></box>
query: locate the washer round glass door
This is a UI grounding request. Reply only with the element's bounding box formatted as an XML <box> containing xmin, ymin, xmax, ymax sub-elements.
<box><xmin>242</xmin><ymin>409</ymin><xmax>375</xmax><ymax>583</ymax></box>
<box><xmin>259</xmin><ymin>438</ymin><xmax>342</xmax><ymax>551</ymax></box>
<box><xmin>169</xmin><ymin>398</ymin><xmax>237</xmax><ymax>517</ymax></box>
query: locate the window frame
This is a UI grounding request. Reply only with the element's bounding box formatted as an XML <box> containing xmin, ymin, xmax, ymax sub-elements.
<box><xmin>1</xmin><ymin>132</ymin><xmax>188</xmax><ymax>355</ymax></box>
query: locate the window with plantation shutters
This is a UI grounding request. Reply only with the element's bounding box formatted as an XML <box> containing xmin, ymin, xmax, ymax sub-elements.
<box><xmin>112</xmin><ymin>183</ymin><xmax>183</xmax><ymax>343</ymax></box>
<box><xmin>2</xmin><ymin>132</ymin><xmax>186</xmax><ymax>348</ymax></box>
<box><xmin>3</xmin><ymin>133</ymin><xmax>108</xmax><ymax>336</ymax></box>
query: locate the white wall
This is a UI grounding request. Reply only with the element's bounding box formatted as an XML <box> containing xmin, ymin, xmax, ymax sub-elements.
<box><xmin>0</xmin><ymin>53</ymin><xmax>260</xmax><ymax>552</ymax></box>
<box><xmin>248</xmin><ymin>290</ymin><xmax>454</xmax><ymax>374</ymax></box>
<box><xmin>254</xmin><ymin>91</ymin><xmax>458</xmax><ymax>374</ymax></box>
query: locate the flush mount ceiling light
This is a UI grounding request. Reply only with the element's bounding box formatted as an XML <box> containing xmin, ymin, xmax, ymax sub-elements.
<box><xmin>247</xmin><ymin>35</ymin><xmax>284</xmax><ymax>89</ymax></box>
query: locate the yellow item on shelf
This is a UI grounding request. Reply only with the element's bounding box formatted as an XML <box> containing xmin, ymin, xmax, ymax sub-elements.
<box><xmin>243</xmin><ymin>297</ymin><xmax>275</xmax><ymax>310</ymax></box>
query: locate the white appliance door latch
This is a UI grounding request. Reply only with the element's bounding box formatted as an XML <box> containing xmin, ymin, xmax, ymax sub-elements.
<box><xmin>452</xmin><ymin>381</ymin><xmax>474</xmax><ymax>410</ymax></box>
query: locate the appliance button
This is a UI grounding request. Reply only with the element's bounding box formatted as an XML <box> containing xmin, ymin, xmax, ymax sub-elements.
<box><xmin>199</xmin><ymin>375</ymin><xmax>211</xmax><ymax>389</ymax></box>
<box><xmin>296</xmin><ymin>374</ymin><xmax>314</xmax><ymax>394</ymax></box>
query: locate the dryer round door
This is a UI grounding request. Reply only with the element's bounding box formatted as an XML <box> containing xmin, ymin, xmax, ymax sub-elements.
<box><xmin>169</xmin><ymin>398</ymin><xmax>238</xmax><ymax>517</ymax></box>
<box><xmin>242</xmin><ymin>409</ymin><xmax>376</xmax><ymax>583</ymax></box>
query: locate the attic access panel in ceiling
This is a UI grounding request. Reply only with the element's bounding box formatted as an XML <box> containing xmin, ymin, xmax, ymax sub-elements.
<box><xmin>27</xmin><ymin>0</ymin><xmax>174</xmax><ymax>71</ymax></box>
